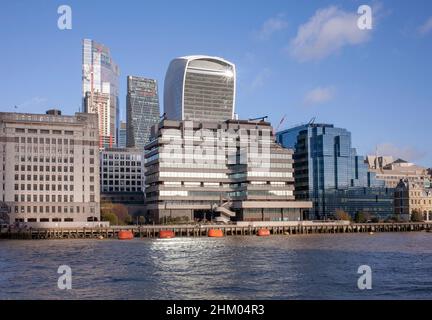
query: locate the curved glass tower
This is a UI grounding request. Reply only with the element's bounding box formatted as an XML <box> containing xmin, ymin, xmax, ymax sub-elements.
<box><xmin>164</xmin><ymin>55</ymin><xmax>236</xmax><ymax>122</ymax></box>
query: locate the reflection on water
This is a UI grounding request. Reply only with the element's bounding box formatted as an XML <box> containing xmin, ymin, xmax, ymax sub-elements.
<box><xmin>0</xmin><ymin>233</ymin><xmax>431</xmax><ymax>299</ymax></box>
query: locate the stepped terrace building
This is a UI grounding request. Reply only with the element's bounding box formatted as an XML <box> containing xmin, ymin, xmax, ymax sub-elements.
<box><xmin>144</xmin><ymin>119</ymin><xmax>312</xmax><ymax>223</ymax></box>
<box><xmin>0</xmin><ymin>110</ymin><xmax>100</xmax><ymax>226</ymax></box>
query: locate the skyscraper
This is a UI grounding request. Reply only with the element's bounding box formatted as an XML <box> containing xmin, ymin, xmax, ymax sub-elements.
<box><xmin>164</xmin><ymin>55</ymin><xmax>236</xmax><ymax>122</ymax></box>
<box><xmin>276</xmin><ymin>123</ymin><xmax>393</xmax><ymax>220</ymax></box>
<box><xmin>82</xmin><ymin>39</ymin><xmax>120</xmax><ymax>148</ymax></box>
<box><xmin>126</xmin><ymin>76</ymin><xmax>160</xmax><ymax>148</ymax></box>
<box><xmin>118</xmin><ymin>121</ymin><xmax>127</xmax><ymax>148</ymax></box>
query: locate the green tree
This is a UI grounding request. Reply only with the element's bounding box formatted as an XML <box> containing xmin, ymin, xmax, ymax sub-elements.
<box><xmin>355</xmin><ymin>212</ymin><xmax>371</xmax><ymax>223</ymax></box>
<box><xmin>138</xmin><ymin>216</ymin><xmax>146</xmax><ymax>225</ymax></box>
<box><xmin>335</xmin><ymin>209</ymin><xmax>352</xmax><ymax>221</ymax></box>
<box><xmin>101</xmin><ymin>211</ymin><xmax>118</xmax><ymax>225</ymax></box>
<box><xmin>411</xmin><ymin>210</ymin><xmax>424</xmax><ymax>222</ymax></box>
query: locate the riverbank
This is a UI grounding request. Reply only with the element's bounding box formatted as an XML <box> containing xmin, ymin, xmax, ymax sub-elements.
<box><xmin>1</xmin><ymin>221</ymin><xmax>431</xmax><ymax>240</ymax></box>
<box><xmin>1</xmin><ymin>233</ymin><xmax>432</xmax><ymax>299</ymax></box>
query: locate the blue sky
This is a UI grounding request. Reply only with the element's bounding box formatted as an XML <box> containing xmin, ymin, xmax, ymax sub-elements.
<box><xmin>0</xmin><ymin>0</ymin><xmax>431</xmax><ymax>166</ymax></box>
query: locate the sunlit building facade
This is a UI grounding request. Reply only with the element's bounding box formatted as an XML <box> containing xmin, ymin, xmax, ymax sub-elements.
<box><xmin>164</xmin><ymin>55</ymin><xmax>236</xmax><ymax>122</ymax></box>
<box><xmin>0</xmin><ymin>110</ymin><xmax>101</xmax><ymax>226</ymax></box>
<box><xmin>145</xmin><ymin>119</ymin><xmax>312</xmax><ymax>223</ymax></box>
<box><xmin>82</xmin><ymin>39</ymin><xmax>120</xmax><ymax>148</ymax></box>
<box><xmin>276</xmin><ymin>123</ymin><xmax>393</xmax><ymax>220</ymax></box>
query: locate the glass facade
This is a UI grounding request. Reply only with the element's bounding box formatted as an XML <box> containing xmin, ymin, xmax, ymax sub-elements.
<box><xmin>126</xmin><ymin>76</ymin><xmax>160</xmax><ymax>148</ymax></box>
<box><xmin>164</xmin><ymin>56</ymin><xmax>235</xmax><ymax>122</ymax></box>
<box><xmin>118</xmin><ymin>121</ymin><xmax>126</xmax><ymax>148</ymax></box>
<box><xmin>82</xmin><ymin>39</ymin><xmax>120</xmax><ymax>148</ymax></box>
<box><xmin>276</xmin><ymin>124</ymin><xmax>393</xmax><ymax>219</ymax></box>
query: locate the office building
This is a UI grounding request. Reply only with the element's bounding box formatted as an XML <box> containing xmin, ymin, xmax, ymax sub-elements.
<box><xmin>82</xmin><ymin>39</ymin><xmax>120</xmax><ymax>148</ymax></box>
<box><xmin>276</xmin><ymin>123</ymin><xmax>393</xmax><ymax>219</ymax></box>
<box><xmin>145</xmin><ymin>119</ymin><xmax>312</xmax><ymax>223</ymax></box>
<box><xmin>118</xmin><ymin>121</ymin><xmax>127</xmax><ymax>148</ymax></box>
<box><xmin>100</xmin><ymin>148</ymin><xmax>146</xmax><ymax>218</ymax></box>
<box><xmin>0</xmin><ymin>110</ymin><xmax>100</xmax><ymax>225</ymax></box>
<box><xmin>366</xmin><ymin>156</ymin><xmax>431</xmax><ymax>188</ymax></box>
<box><xmin>126</xmin><ymin>76</ymin><xmax>160</xmax><ymax>148</ymax></box>
<box><xmin>100</xmin><ymin>148</ymin><xmax>145</xmax><ymax>193</ymax></box>
<box><xmin>164</xmin><ymin>55</ymin><xmax>236</xmax><ymax>122</ymax></box>
<box><xmin>395</xmin><ymin>179</ymin><xmax>432</xmax><ymax>221</ymax></box>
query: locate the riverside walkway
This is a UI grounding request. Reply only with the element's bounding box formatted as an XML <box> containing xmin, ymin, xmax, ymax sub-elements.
<box><xmin>1</xmin><ymin>221</ymin><xmax>431</xmax><ymax>240</ymax></box>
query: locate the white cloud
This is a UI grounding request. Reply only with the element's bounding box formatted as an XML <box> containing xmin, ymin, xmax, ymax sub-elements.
<box><xmin>304</xmin><ymin>86</ymin><xmax>335</xmax><ymax>106</ymax></box>
<box><xmin>375</xmin><ymin>143</ymin><xmax>427</xmax><ymax>162</ymax></box>
<box><xmin>288</xmin><ymin>6</ymin><xmax>371</xmax><ymax>62</ymax></box>
<box><xmin>250</xmin><ymin>68</ymin><xmax>271</xmax><ymax>90</ymax></box>
<box><xmin>257</xmin><ymin>14</ymin><xmax>288</xmax><ymax>40</ymax></box>
<box><xmin>419</xmin><ymin>16</ymin><xmax>432</xmax><ymax>35</ymax></box>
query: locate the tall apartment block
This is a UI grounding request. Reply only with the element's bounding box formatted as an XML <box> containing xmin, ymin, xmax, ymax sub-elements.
<box><xmin>82</xmin><ymin>39</ymin><xmax>120</xmax><ymax>148</ymax></box>
<box><xmin>126</xmin><ymin>76</ymin><xmax>160</xmax><ymax>148</ymax></box>
<box><xmin>164</xmin><ymin>56</ymin><xmax>236</xmax><ymax>122</ymax></box>
<box><xmin>145</xmin><ymin>119</ymin><xmax>312</xmax><ymax>223</ymax></box>
<box><xmin>276</xmin><ymin>123</ymin><xmax>393</xmax><ymax>220</ymax></box>
<box><xmin>0</xmin><ymin>110</ymin><xmax>100</xmax><ymax>226</ymax></box>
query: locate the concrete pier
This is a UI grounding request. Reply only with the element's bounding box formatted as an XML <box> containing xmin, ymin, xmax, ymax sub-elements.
<box><xmin>0</xmin><ymin>222</ymin><xmax>431</xmax><ymax>240</ymax></box>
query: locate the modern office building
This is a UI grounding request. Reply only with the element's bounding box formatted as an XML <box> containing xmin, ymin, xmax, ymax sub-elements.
<box><xmin>276</xmin><ymin>123</ymin><xmax>393</xmax><ymax>219</ymax></box>
<box><xmin>100</xmin><ymin>148</ymin><xmax>145</xmax><ymax>193</ymax></box>
<box><xmin>82</xmin><ymin>38</ymin><xmax>120</xmax><ymax>148</ymax></box>
<box><xmin>164</xmin><ymin>55</ymin><xmax>236</xmax><ymax>123</ymax></box>
<box><xmin>126</xmin><ymin>76</ymin><xmax>160</xmax><ymax>148</ymax></box>
<box><xmin>394</xmin><ymin>179</ymin><xmax>432</xmax><ymax>221</ymax></box>
<box><xmin>100</xmin><ymin>148</ymin><xmax>146</xmax><ymax>218</ymax></box>
<box><xmin>145</xmin><ymin>119</ymin><xmax>312</xmax><ymax>223</ymax></box>
<box><xmin>0</xmin><ymin>110</ymin><xmax>101</xmax><ymax>225</ymax></box>
<box><xmin>366</xmin><ymin>156</ymin><xmax>431</xmax><ymax>188</ymax></box>
<box><xmin>118</xmin><ymin>121</ymin><xmax>127</xmax><ymax>148</ymax></box>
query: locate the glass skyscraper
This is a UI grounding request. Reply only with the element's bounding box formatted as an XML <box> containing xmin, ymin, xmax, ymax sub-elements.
<box><xmin>276</xmin><ymin>123</ymin><xmax>393</xmax><ymax>219</ymax></box>
<box><xmin>164</xmin><ymin>55</ymin><xmax>236</xmax><ymax>122</ymax></box>
<box><xmin>118</xmin><ymin>121</ymin><xmax>127</xmax><ymax>148</ymax></box>
<box><xmin>82</xmin><ymin>39</ymin><xmax>120</xmax><ymax>148</ymax></box>
<box><xmin>126</xmin><ymin>76</ymin><xmax>160</xmax><ymax>148</ymax></box>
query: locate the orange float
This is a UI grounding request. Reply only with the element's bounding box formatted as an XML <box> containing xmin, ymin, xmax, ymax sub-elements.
<box><xmin>257</xmin><ymin>228</ymin><xmax>270</xmax><ymax>237</ymax></box>
<box><xmin>118</xmin><ymin>230</ymin><xmax>134</xmax><ymax>240</ymax></box>
<box><xmin>208</xmin><ymin>229</ymin><xmax>224</xmax><ymax>237</ymax></box>
<box><xmin>159</xmin><ymin>230</ymin><xmax>175</xmax><ymax>239</ymax></box>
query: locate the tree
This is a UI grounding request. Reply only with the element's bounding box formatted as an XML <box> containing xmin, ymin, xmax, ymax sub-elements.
<box><xmin>355</xmin><ymin>212</ymin><xmax>371</xmax><ymax>223</ymax></box>
<box><xmin>138</xmin><ymin>216</ymin><xmax>146</xmax><ymax>225</ymax></box>
<box><xmin>101</xmin><ymin>212</ymin><xmax>118</xmax><ymax>225</ymax></box>
<box><xmin>111</xmin><ymin>204</ymin><xmax>132</xmax><ymax>225</ymax></box>
<box><xmin>335</xmin><ymin>209</ymin><xmax>352</xmax><ymax>221</ymax></box>
<box><xmin>411</xmin><ymin>210</ymin><xmax>424</xmax><ymax>222</ymax></box>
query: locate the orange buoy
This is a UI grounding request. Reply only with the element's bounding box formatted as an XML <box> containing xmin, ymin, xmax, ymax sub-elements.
<box><xmin>118</xmin><ymin>230</ymin><xmax>134</xmax><ymax>240</ymax></box>
<box><xmin>257</xmin><ymin>228</ymin><xmax>270</xmax><ymax>237</ymax></box>
<box><xmin>159</xmin><ymin>230</ymin><xmax>175</xmax><ymax>239</ymax></box>
<box><xmin>208</xmin><ymin>229</ymin><xmax>224</xmax><ymax>237</ymax></box>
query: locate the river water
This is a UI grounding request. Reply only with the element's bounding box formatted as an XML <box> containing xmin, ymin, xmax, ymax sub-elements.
<box><xmin>0</xmin><ymin>232</ymin><xmax>431</xmax><ymax>299</ymax></box>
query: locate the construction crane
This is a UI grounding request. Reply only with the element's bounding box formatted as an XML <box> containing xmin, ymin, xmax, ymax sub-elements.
<box><xmin>272</xmin><ymin>114</ymin><xmax>287</xmax><ymax>137</ymax></box>
<box><xmin>248</xmin><ymin>116</ymin><xmax>268</xmax><ymax>122</ymax></box>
